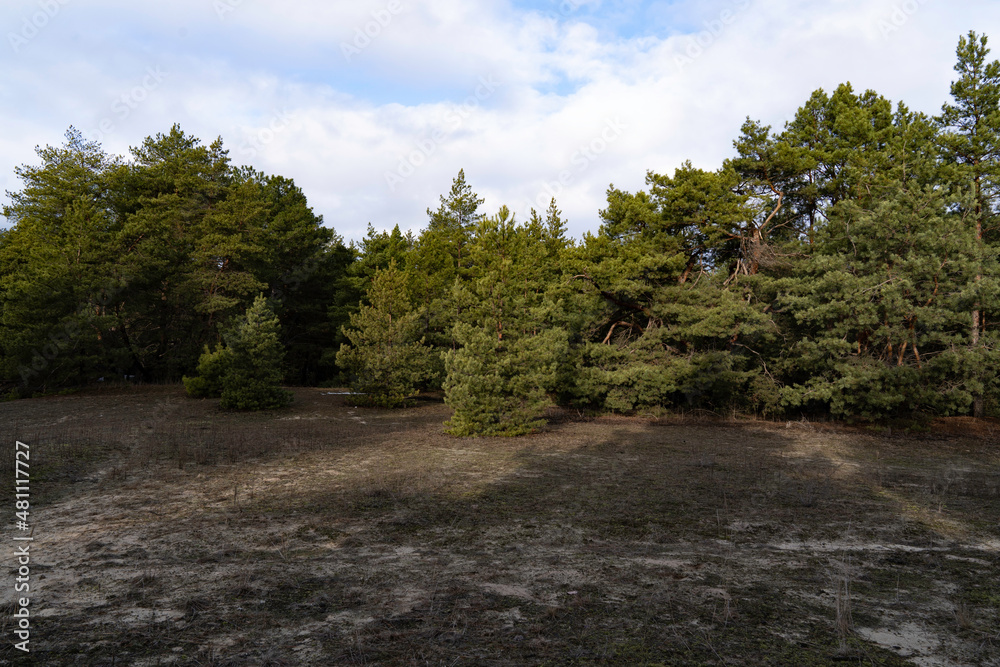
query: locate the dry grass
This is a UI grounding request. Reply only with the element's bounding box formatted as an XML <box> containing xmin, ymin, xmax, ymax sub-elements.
<box><xmin>0</xmin><ymin>386</ymin><xmax>998</xmax><ymax>665</ymax></box>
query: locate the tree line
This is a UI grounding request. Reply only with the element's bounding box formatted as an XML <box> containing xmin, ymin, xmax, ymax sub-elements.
<box><xmin>3</xmin><ymin>32</ymin><xmax>1000</xmax><ymax>432</ymax></box>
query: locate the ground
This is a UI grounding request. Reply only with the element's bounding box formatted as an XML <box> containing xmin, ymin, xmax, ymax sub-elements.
<box><xmin>0</xmin><ymin>385</ymin><xmax>998</xmax><ymax>666</ymax></box>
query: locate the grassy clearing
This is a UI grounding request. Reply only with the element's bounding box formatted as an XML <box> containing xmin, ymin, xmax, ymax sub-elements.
<box><xmin>0</xmin><ymin>386</ymin><xmax>998</xmax><ymax>665</ymax></box>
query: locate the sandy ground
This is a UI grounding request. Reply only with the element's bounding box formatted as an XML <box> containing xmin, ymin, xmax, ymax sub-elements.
<box><xmin>0</xmin><ymin>386</ymin><xmax>998</xmax><ymax>665</ymax></box>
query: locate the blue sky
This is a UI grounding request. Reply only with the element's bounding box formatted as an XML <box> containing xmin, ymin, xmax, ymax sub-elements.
<box><xmin>3</xmin><ymin>0</ymin><xmax>1000</xmax><ymax>242</ymax></box>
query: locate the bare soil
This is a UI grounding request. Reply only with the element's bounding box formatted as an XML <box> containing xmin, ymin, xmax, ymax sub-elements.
<box><xmin>1</xmin><ymin>386</ymin><xmax>998</xmax><ymax>665</ymax></box>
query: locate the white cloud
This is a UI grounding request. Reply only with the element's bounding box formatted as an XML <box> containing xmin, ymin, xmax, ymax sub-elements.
<box><xmin>2</xmin><ymin>0</ymin><xmax>1000</xmax><ymax>241</ymax></box>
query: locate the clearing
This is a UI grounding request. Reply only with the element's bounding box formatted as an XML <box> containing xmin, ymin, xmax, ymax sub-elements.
<box><xmin>1</xmin><ymin>386</ymin><xmax>998</xmax><ymax>665</ymax></box>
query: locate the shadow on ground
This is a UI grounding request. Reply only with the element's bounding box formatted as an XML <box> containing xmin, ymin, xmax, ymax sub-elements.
<box><xmin>0</xmin><ymin>387</ymin><xmax>997</xmax><ymax>665</ymax></box>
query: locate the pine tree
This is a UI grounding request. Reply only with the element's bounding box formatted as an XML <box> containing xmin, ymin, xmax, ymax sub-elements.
<box><xmin>775</xmin><ymin>183</ymin><xmax>993</xmax><ymax>418</ymax></box>
<box><xmin>444</xmin><ymin>323</ymin><xmax>566</xmax><ymax>436</ymax></box>
<box><xmin>409</xmin><ymin>170</ymin><xmax>485</xmax><ymax>354</ymax></box>
<box><xmin>443</xmin><ymin>206</ymin><xmax>568</xmax><ymax>436</ymax></box>
<box><xmin>219</xmin><ymin>295</ymin><xmax>293</xmax><ymax>410</ymax></box>
<box><xmin>727</xmin><ymin>119</ymin><xmax>814</xmax><ymax>280</ymax></box>
<box><xmin>336</xmin><ymin>262</ymin><xmax>433</xmax><ymax>407</ymax></box>
<box><xmin>102</xmin><ymin>125</ymin><xmax>236</xmax><ymax>380</ymax></box>
<box><xmin>0</xmin><ymin>128</ymin><xmax>121</xmax><ymax>395</ymax></box>
<box><xmin>568</xmin><ymin>167</ymin><xmax>771</xmax><ymax>414</ymax></box>
<box><xmin>347</xmin><ymin>224</ymin><xmax>413</xmax><ymax>297</ymax></box>
<box><xmin>937</xmin><ymin>31</ymin><xmax>1000</xmax><ymax>417</ymax></box>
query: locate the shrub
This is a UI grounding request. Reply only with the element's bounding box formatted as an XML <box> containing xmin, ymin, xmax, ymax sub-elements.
<box><xmin>182</xmin><ymin>345</ymin><xmax>231</xmax><ymax>398</ymax></box>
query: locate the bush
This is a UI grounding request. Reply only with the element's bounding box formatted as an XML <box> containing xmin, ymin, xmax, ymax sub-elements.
<box><xmin>220</xmin><ymin>377</ymin><xmax>292</xmax><ymax>411</ymax></box>
<box><xmin>182</xmin><ymin>345</ymin><xmax>231</xmax><ymax>398</ymax></box>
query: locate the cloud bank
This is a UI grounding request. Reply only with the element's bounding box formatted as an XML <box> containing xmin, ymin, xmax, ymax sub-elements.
<box><xmin>2</xmin><ymin>0</ymin><xmax>999</xmax><ymax>241</ymax></box>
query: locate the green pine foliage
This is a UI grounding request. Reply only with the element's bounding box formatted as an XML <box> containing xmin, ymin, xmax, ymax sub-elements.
<box><xmin>336</xmin><ymin>262</ymin><xmax>433</xmax><ymax>408</ymax></box>
<box><xmin>345</xmin><ymin>224</ymin><xmax>413</xmax><ymax>298</ymax></box>
<box><xmin>0</xmin><ymin>125</ymin><xmax>347</xmax><ymax>395</ymax></box>
<box><xmin>774</xmin><ymin>185</ymin><xmax>996</xmax><ymax>418</ymax></box>
<box><xmin>408</xmin><ymin>169</ymin><xmax>485</xmax><ymax>358</ymax></box>
<box><xmin>936</xmin><ymin>30</ymin><xmax>1000</xmax><ymax>417</ymax></box>
<box><xmin>182</xmin><ymin>345</ymin><xmax>231</xmax><ymax>398</ymax></box>
<box><xmin>566</xmin><ymin>166</ymin><xmax>773</xmax><ymax>414</ymax></box>
<box><xmin>218</xmin><ymin>295</ymin><xmax>293</xmax><ymax>410</ymax></box>
<box><xmin>0</xmin><ymin>128</ymin><xmax>121</xmax><ymax>395</ymax></box>
<box><xmin>181</xmin><ymin>295</ymin><xmax>292</xmax><ymax>410</ymax></box>
<box><xmin>6</xmin><ymin>33</ymin><xmax>1000</xmax><ymax>426</ymax></box>
<box><xmin>444</xmin><ymin>323</ymin><xmax>567</xmax><ymax>436</ymax></box>
<box><xmin>443</xmin><ymin>206</ymin><xmax>569</xmax><ymax>436</ymax></box>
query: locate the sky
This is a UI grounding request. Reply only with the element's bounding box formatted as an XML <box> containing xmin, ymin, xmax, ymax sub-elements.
<box><xmin>2</xmin><ymin>0</ymin><xmax>1000</xmax><ymax>244</ymax></box>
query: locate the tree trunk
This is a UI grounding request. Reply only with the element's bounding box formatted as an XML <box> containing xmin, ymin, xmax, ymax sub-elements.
<box><xmin>972</xmin><ymin>183</ymin><xmax>984</xmax><ymax>419</ymax></box>
<box><xmin>972</xmin><ymin>306</ymin><xmax>984</xmax><ymax>418</ymax></box>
